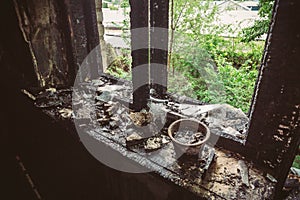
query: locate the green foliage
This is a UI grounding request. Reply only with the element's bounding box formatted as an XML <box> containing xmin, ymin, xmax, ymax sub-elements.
<box><xmin>218</xmin><ymin>62</ymin><xmax>259</xmax><ymax>111</ymax></box>
<box><xmin>168</xmin><ymin>70</ymin><xmax>197</xmax><ymax>99</ymax></box>
<box><xmin>106</xmin><ymin>56</ymin><xmax>132</xmax><ymax>80</ymax></box>
<box><xmin>109</xmin><ymin>0</ymin><xmax>264</xmax><ymax>113</ymax></box>
<box><xmin>169</xmin><ymin>34</ymin><xmax>262</xmax><ymax>112</ymax></box>
<box><xmin>109</xmin><ymin>6</ymin><xmax>119</xmax><ymax>10</ymax></box>
<box><xmin>108</xmin><ymin>0</ymin><xmax>300</xmax><ymax>169</ymax></box>
<box><xmin>120</xmin><ymin>0</ymin><xmax>129</xmax><ymax>8</ymax></box>
<box><xmin>241</xmin><ymin>0</ymin><xmax>274</xmax><ymax>42</ymax></box>
<box><xmin>168</xmin><ymin>0</ymin><xmax>264</xmax><ymax>113</ymax></box>
<box><xmin>293</xmin><ymin>155</ymin><xmax>300</xmax><ymax>169</ymax></box>
<box><xmin>112</xmin><ymin>0</ymin><xmax>130</xmax><ymax>43</ymax></box>
<box><xmin>103</xmin><ymin>2</ymin><xmax>108</xmax><ymax>8</ymax></box>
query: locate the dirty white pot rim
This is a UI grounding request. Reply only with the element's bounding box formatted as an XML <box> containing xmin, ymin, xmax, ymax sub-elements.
<box><xmin>168</xmin><ymin>118</ymin><xmax>210</xmax><ymax>147</ymax></box>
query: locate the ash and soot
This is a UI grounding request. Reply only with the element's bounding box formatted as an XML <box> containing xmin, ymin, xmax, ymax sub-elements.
<box><xmin>174</xmin><ymin>128</ymin><xmax>206</xmax><ymax>145</ymax></box>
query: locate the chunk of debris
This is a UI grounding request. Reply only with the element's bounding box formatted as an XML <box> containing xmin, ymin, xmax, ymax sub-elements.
<box><xmin>161</xmin><ymin>135</ymin><xmax>171</xmax><ymax>144</ymax></box>
<box><xmin>97</xmin><ymin>117</ymin><xmax>110</xmax><ymax>126</ymax></box>
<box><xmin>95</xmin><ymin>91</ymin><xmax>112</xmax><ymax>102</ymax></box>
<box><xmin>126</xmin><ymin>132</ymin><xmax>143</xmax><ymax>146</ymax></box>
<box><xmin>291</xmin><ymin>167</ymin><xmax>300</xmax><ymax>176</ymax></box>
<box><xmin>105</xmin><ymin>102</ymin><xmax>119</xmax><ymax>116</ymax></box>
<box><xmin>238</xmin><ymin>160</ymin><xmax>249</xmax><ymax>187</ymax></box>
<box><xmin>144</xmin><ymin>137</ymin><xmax>162</xmax><ymax>151</ymax></box>
<box><xmin>224</xmin><ymin>127</ymin><xmax>245</xmax><ymax>139</ymax></box>
<box><xmin>129</xmin><ymin>110</ymin><xmax>153</xmax><ymax>126</ymax></box>
<box><xmin>109</xmin><ymin>121</ymin><xmax>118</xmax><ymax>130</ymax></box>
<box><xmin>91</xmin><ymin>79</ymin><xmax>105</xmax><ymax>86</ymax></box>
<box><xmin>266</xmin><ymin>173</ymin><xmax>278</xmax><ymax>183</ymax></box>
<box><xmin>207</xmin><ymin>104</ymin><xmax>248</xmax><ymax>131</ymax></box>
<box><xmin>21</xmin><ymin>89</ymin><xmax>36</xmax><ymax>101</ymax></box>
<box><xmin>59</xmin><ymin>108</ymin><xmax>73</xmax><ymax>118</ymax></box>
<box><xmin>45</xmin><ymin>87</ymin><xmax>57</xmax><ymax>93</ymax></box>
<box><xmin>205</xmin><ymin>104</ymin><xmax>249</xmax><ymax>141</ymax></box>
<box><xmin>179</xmin><ymin>104</ymin><xmax>221</xmax><ymax>118</ymax></box>
<box><xmin>284</xmin><ymin>174</ymin><xmax>300</xmax><ymax>190</ymax></box>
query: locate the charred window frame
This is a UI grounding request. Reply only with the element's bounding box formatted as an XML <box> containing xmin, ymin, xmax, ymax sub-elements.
<box><xmin>246</xmin><ymin>0</ymin><xmax>300</xmax><ymax>193</ymax></box>
<box><xmin>13</xmin><ymin>0</ymin><xmax>102</xmax><ymax>87</ymax></box>
<box><xmin>11</xmin><ymin>0</ymin><xmax>300</xmax><ymax>195</ymax></box>
<box><xmin>125</xmin><ymin>0</ymin><xmax>300</xmax><ymax>193</ymax></box>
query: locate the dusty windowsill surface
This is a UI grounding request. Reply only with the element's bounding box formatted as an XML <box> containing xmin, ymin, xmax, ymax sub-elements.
<box><xmin>21</xmin><ymin>74</ymin><xmax>275</xmax><ymax>199</ymax></box>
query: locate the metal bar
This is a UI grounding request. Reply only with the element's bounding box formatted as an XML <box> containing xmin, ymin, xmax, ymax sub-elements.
<box><xmin>150</xmin><ymin>0</ymin><xmax>169</xmax><ymax>97</ymax></box>
<box><xmin>129</xmin><ymin>0</ymin><xmax>150</xmax><ymax>111</ymax></box>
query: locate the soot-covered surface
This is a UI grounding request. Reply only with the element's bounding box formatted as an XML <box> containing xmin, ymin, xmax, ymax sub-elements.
<box><xmin>22</xmin><ymin>74</ymin><xmax>275</xmax><ymax>199</ymax></box>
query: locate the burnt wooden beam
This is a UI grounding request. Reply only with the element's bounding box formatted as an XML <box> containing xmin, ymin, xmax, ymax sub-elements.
<box><xmin>0</xmin><ymin>0</ymin><xmax>38</xmax><ymax>87</ymax></box>
<box><xmin>56</xmin><ymin>0</ymin><xmax>77</xmax><ymax>86</ymax></box>
<box><xmin>129</xmin><ymin>0</ymin><xmax>150</xmax><ymax>111</ymax></box>
<box><xmin>82</xmin><ymin>0</ymin><xmax>99</xmax><ymax>54</ymax></box>
<box><xmin>14</xmin><ymin>0</ymin><xmax>73</xmax><ymax>87</ymax></box>
<box><xmin>65</xmin><ymin>0</ymin><xmax>102</xmax><ymax>82</ymax></box>
<box><xmin>82</xmin><ymin>0</ymin><xmax>102</xmax><ymax>79</ymax></box>
<box><xmin>13</xmin><ymin>0</ymin><xmax>101</xmax><ymax>87</ymax></box>
<box><xmin>65</xmin><ymin>0</ymin><xmax>88</xmax><ymax>81</ymax></box>
<box><xmin>246</xmin><ymin>0</ymin><xmax>300</xmax><ymax>194</ymax></box>
<box><xmin>150</xmin><ymin>0</ymin><xmax>169</xmax><ymax>97</ymax></box>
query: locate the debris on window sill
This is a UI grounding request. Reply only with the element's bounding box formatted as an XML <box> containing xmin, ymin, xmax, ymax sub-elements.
<box><xmin>21</xmin><ymin>74</ymin><xmax>276</xmax><ymax>199</ymax></box>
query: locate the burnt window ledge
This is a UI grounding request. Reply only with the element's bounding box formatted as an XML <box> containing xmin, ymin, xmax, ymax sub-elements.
<box><xmin>21</xmin><ymin>73</ymin><xmax>276</xmax><ymax>199</ymax></box>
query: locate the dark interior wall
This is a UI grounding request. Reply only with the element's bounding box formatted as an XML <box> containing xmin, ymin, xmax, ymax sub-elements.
<box><xmin>13</xmin><ymin>0</ymin><xmax>74</xmax><ymax>87</ymax></box>
<box><xmin>0</xmin><ymin>0</ymin><xmax>76</xmax><ymax>88</ymax></box>
<box><xmin>0</xmin><ymin>0</ymin><xmax>38</xmax><ymax>88</ymax></box>
<box><xmin>0</xmin><ymin>3</ymin><xmax>38</xmax><ymax>199</ymax></box>
<box><xmin>0</xmin><ymin>0</ymin><xmax>101</xmax><ymax>89</ymax></box>
<box><xmin>0</xmin><ymin>2</ymin><xmax>192</xmax><ymax>199</ymax></box>
<box><xmin>65</xmin><ymin>0</ymin><xmax>102</xmax><ymax>81</ymax></box>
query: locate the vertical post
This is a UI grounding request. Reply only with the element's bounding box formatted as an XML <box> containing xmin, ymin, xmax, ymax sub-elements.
<box><xmin>65</xmin><ymin>0</ymin><xmax>88</xmax><ymax>80</ymax></box>
<box><xmin>95</xmin><ymin>0</ymin><xmax>108</xmax><ymax>72</ymax></box>
<box><xmin>246</xmin><ymin>0</ymin><xmax>300</xmax><ymax>194</ymax></box>
<box><xmin>129</xmin><ymin>0</ymin><xmax>150</xmax><ymax>111</ymax></box>
<box><xmin>13</xmin><ymin>0</ymin><xmax>74</xmax><ymax>87</ymax></box>
<box><xmin>65</xmin><ymin>0</ymin><xmax>101</xmax><ymax>81</ymax></box>
<box><xmin>82</xmin><ymin>0</ymin><xmax>99</xmax><ymax>53</ymax></box>
<box><xmin>82</xmin><ymin>0</ymin><xmax>102</xmax><ymax>79</ymax></box>
<box><xmin>150</xmin><ymin>0</ymin><xmax>169</xmax><ymax>97</ymax></box>
<box><xmin>95</xmin><ymin>0</ymin><xmax>104</xmax><ymax>41</ymax></box>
